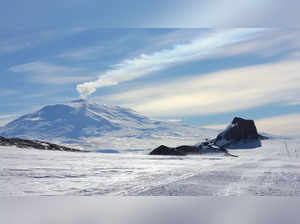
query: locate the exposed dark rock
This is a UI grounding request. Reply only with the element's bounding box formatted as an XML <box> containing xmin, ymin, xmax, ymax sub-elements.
<box><xmin>150</xmin><ymin>145</ymin><xmax>200</xmax><ymax>156</ymax></box>
<box><xmin>149</xmin><ymin>117</ymin><xmax>266</xmax><ymax>156</ymax></box>
<box><xmin>149</xmin><ymin>144</ymin><xmax>229</xmax><ymax>156</ymax></box>
<box><xmin>214</xmin><ymin>117</ymin><xmax>264</xmax><ymax>147</ymax></box>
<box><xmin>175</xmin><ymin>145</ymin><xmax>199</xmax><ymax>154</ymax></box>
<box><xmin>0</xmin><ymin>136</ymin><xmax>82</xmax><ymax>152</ymax></box>
<box><xmin>218</xmin><ymin>117</ymin><xmax>258</xmax><ymax>140</ymax></box>
<box><xmin>149</xmin><ymin>145</ymin><xmax>188</xmax><ymax>156</ymax></box>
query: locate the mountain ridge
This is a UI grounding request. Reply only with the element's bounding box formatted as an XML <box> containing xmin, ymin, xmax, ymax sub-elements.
<box><xmin>0</xmin><ymin>100</ymin><xmax>217</xmax><ymax>149</ymax></box>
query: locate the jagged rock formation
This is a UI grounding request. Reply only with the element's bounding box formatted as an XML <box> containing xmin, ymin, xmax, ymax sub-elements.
<box><xmin>217</xmin><ymin>117</ymin><xmax>258</xmax><ymax>141</ymax></box>
<box><xmin>214</xmin><ymin>117</ymin><xmax>263</xmax><ymax>147</ymax></box>
<box><xmin>0</xmin><ymin>136</ymin><xmax>82</xmax><ymax>152</ymax></box>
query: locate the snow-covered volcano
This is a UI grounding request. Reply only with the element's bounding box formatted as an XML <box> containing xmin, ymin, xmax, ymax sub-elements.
<box><xmin>0</xmin><ymin>99</ymin><xmax>217</xmax><ymax>148</ymax></box>
<box><xmin>0</xmin><ymin>99</ymin><xmax>121</xmax><ymax>139</ymax></box>
<box><xmin>0</xmin><ymin>99</ymin><xmax>152</xmax><ymax>139</ymax></box>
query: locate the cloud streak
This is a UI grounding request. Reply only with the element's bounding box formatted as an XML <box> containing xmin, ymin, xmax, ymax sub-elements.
<box><xmin>0</xmin><ymin>114</ymin><xmax>17</xmax><ymax>127</ymax></box>
<box><xmin>76</xmin><ymin>29</ymin><xmax>262</xmax><ymax>98</ymax></box>
<box><xmin>144</xmin><ymin>0</ymin><xmax>300</xmax><ymax>28</ymax></box>
<box><xmin>9</xmin><ymin>61</ymin><xmax>95</xmax><ymax>85</ymax></box>
<box><xmin>100</xmin><ymin>59</ymin><xmax>300</xmax><ymax>117</ymax></box>
<box><xmin>57</xmin><ymin>45</ymin><xmax>104</xmax><ymax>60</ymax></box>
<box><xmin>0</xmin><ymin>26</ymin><xmax>89</xmax><ymax>55</ymax></box>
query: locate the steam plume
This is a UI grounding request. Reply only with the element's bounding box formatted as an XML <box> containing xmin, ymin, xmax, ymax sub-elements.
<box><xmin>76</xmin><ymin>29</ymin><xmax>261</xmax><ymax>98</ymax></box>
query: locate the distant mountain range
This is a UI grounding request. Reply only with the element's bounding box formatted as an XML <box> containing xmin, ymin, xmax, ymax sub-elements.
<box><xmin>0</xmin><ymin>99</ymin><xmax>217</xmax><ymax>149</ymax></box>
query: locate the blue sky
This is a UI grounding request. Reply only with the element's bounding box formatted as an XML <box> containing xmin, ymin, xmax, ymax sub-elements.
<box><xmin>1</xmin><ymin>28</ymin><xmax>300</xmax><ymax>128</ymax></box>
<box><xmin>1</xmin><ymin>1</ymin><xmax>300</xmax><ymax>135</ymax></box>
<box><xmin>2</xmin><ymin>0</ymin><xmax>300</xmax><ymax>31</ymax></box>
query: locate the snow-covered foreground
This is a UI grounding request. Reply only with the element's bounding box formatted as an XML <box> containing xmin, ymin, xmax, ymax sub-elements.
<box><xmin>1</xmin><ymin>138</ymin><xmax>300</xmax><ymax>196</ymax></box>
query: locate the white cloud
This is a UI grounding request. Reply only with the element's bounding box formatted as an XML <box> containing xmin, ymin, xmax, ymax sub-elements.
<box><xmin>144</xmin><ymin>0</ymin><xmax>300</xmax><ymax>28</ymax></box>
<box><xmin>217</xmin><ymin>29</ymin><xmax>300</xmax><ymax>58</ymax></box>
<box><xmin>57</xmin><ymin>45</ymin><xmax>104</xmax><ymax>60</ymax></box>
<box><xmin>130</xmin><ymin>29</ymin><xmax>213</xmax><ymax>56</ymax></box>
<box><xmin>76</xmin><ymin>29</ymin><xmax>262</xmax><ymax>98</ymax></box>
<box><xmin>9</xmin><ymin>61</ymin><xmax>95</xmax><ymax>85</ymax></box>
<box><xmin>32</xmin><ymin>75</ymin><xmax>96</xmax><ymax>85</ymax></box>
<box><xmin>101</xmin><ymin>59</ymin><xmax>300</xmax><ymax>117</ymax></box>
<box><xmin>0</xmin><ymin>114</ymin><xmax>15</xmax><ymax>120</ymax></box>
<box><xmin>0</xmin><ymin>26</ymin><xmax>90</xmax><ymax>55</ymax></box>
<box><xmin>10</xmin><ymin>61</ymin><xmax>81</xmax><ymax>74</ymax></box>
<box><xmin>57</xmin><ymin>31</ymin><xmax>139</xmax><ymax>61</ymax></box>
<box><xmin>0</xmin><ymin>114</ymin><xmax>17</xmax><ymax>127</ymax></box>
<box><xmin>255</xmin><ymin>114</ymin><xmax>300</xmax><ymax>137</ymax></box>
<box><xmin>0</xmin><ymin>40</ymin><xmax>31</xmax><ymax>54</ymax></box>
<box><xmin>202</xmin><ymin>123</ymin><xmax>227</xmax><ymax>131</ymax></box>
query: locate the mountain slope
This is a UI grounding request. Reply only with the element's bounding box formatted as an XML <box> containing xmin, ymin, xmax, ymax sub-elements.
<box><xmin>0</xmin><ymin>100</ymin><xmax>121</xmax><ymax>139</ymax></box>
<box><xmin>0</xmin><ymin>100</ymin><xmax>217</xmax><ymax>149</ymax></box>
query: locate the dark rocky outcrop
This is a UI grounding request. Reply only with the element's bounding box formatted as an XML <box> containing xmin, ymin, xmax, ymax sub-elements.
<box><xmin>0</xmin><ymin>136</ymin><xmax>82</xmax><ymax>152</ymax></box>
<box><xmin>214</xmin><ymin>117</ymin><xmax>265</xmax><ymax>147</ymax></box>
<box><xmin>149</xmin><ymin>145</ymin><xmax>198</xmax><ymax>156</ymax></box>
<box><xmin>149</xmin><ymin>117</ymin><xmax>266</xmax><ymax>156</ymax></box>
<box><xmin>217</xmin><ymin>117</ymin><xmax>258</xmax><ymax>141</ymax></box>
<box><xmin>149</xmin><ymin>144</ymin><xmax>237</xmax><ymax>156</ymax></box>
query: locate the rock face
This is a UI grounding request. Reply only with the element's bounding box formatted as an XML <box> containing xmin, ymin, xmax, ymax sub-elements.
<box><xmin>0</xmin><ymin>136</ymin><xmax>82</xmax><ymax>152</ymax></box>
<box><xmin>149</xmin><ymin>144</ymin><xmax>234</xmax><ymax>156</ymax></box>
<box><xmin>214</xmin><ymin>117</ymin><xmax>260</xmax><ymax>147</ymax></box>
<box><xmin>149</xmin><ymin>145</ymin><xmax>198</xmax><ymax>156</ymax></box>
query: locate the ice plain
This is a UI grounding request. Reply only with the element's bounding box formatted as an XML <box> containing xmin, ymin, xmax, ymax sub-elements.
<box><xmin>1</xmin><ymin>136</ymin><xmax>300</xmax><ymax>196</ymax></box>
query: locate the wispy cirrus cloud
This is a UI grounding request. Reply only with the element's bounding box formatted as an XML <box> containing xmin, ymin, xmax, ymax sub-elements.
<box><xmin>57</xmin><ymin>31</ymin><xmax>139</xmax><ymax>61</ymax></box>
<box><xmin>9</xmin><ymin>61</ymin><xmax>95</xmax><ymax>85</ymax></box>
<box><xmin>10</xmin><ymin>61</ymin><xmax>82</xmax><ymax>74</ymax></box>
<box><xmin>98</xmin><ymin>59</ymin><xmax>300</xmax><ymax>117</ymax></box>
<box><xmin>57</xmin><ymin>45</ymin><xmax>104</xmax><ymax>60</ymax></box>
<box><xmin>0</xmin><ymin>26</ymin><xmax>90</xmax><ymax>55</ymax></box>
<box><xmin>0</xmin><ymin>40</ymin><xmax>31</xmax><ymax>55</ymax></box>
<box><xmin>217</xmin><ymin>29</ymin><xmax>300</xmax><ymax>58</ymax></box>
<box><xmin>76</xmin><ymin>29</ymin><xmax>262</xmax><ymax>97</ymax></box>
<box><xmin>0</xmin><ymin>114</ymin><xmax>18</xmax><ymax>126</ymax></box>
<box><xmin>145</xmin><ymin>0</ymin><xmax>300</xmax><ymax>28</ymax></box>
<box><xmin>255</xmin><ymin>113</ymin><xmax>300</xmax><ymax>137</ymax></box>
